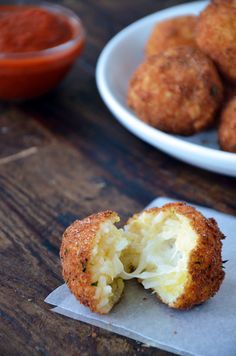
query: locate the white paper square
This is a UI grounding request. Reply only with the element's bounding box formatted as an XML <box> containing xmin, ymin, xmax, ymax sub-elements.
<box><xmin>45</xmin><ymin>198</ymin><xmax>236</xmax><ymax>356</ymax></box>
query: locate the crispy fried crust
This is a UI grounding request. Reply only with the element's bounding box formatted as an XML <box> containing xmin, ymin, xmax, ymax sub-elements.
<box><xmin>128</xmin><ymin>47</ymin><xmax>223</xmax><ymax>135</ymax></box>
<box><xmin>60</xmin><ymin>211</ymin><xmax>118</xmax><ymax>314</ymax></box>
<box><xmin>218</xmin><ymin>96</ymin><xmax>236</xmax><ymax>152</ymax></box>
<box><xmin>167</xmin><ymin>203</ymin><xmax>225</xmax><ymax>309</ymax></box>
<box><xmin>213</xmin><ymin>0</ymin><xmax>236</xmax><ymax>6</ymax></box>
<box><xmin>129</xmin><ymin>203</ymin><xmax>225</xmax><ymax>309</ymax></box>
<box><xmin>146</xmin><ymin>16</ymin><xmax>197</xmax><ymax>57</ymax></box>
<box><xmin>196</xmin><ymin>3</ymin><xmax>236</xmax><ymax>82</ymax></box>
<box><xmin>61</xmin><ymin>204</ymin><xmax>225</xmax><ymax>312</ymax></box>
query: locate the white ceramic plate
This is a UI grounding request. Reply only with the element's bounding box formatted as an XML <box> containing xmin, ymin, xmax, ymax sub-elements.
<box><xmin>96</xmin><ymin>0</ymin><xmax>236</xmax><ymax>177</ymax></box>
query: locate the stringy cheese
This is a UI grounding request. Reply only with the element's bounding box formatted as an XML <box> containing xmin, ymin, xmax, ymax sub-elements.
<box><xmin>90</xmin><ymin>219</ymin><xmax>128</xmax><ymax>313</ymax></box>
<box><xmin>121</xmin><ymin>210</ymin><xmax>198</xmax><ymax>305</ymax></box>
<box><xmin>89</xmin><ymin>209</ymin><xmax>198</xmax><ymax>312</ymax></box>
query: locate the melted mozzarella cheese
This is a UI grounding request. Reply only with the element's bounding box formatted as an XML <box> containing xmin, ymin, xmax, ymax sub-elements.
<box><xmin>90</xmin><ymin>219</ymin><xmax>128</xmax><ymax>313</ymax></box>
<box><xmin>120</xmin><ymin>210</ymin><xmax>198</xmax><ymax>305</ymax></box>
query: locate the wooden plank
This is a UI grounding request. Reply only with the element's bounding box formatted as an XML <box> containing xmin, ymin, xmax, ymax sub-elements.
<box><xmin>0</xmin><ymin>140</ymin><xmax>162</xmax><ymax>355</ymax></box>
<box><xmin>0</xmin><ymin>0</ymin><xmax>235</xmax><ymax>355</ymax></box>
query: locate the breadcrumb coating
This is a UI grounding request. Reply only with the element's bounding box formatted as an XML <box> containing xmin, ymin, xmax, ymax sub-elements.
<box><xmin>213</xmin><ymin>0</ymin><xmax>236</xmax><ymax>6</ymax></box>
<box><xmin>196</xmin><ymin>3</ymin><xmax>236</xmax><ymax>82</ymax></box>
<box><xmin>60</xmin><ymin>211</ymin><xmax>124</xmax><ymax>314</ymax></box>
<box><xmin>128</xmin><ymin>47</ymin><xmax>223</xmax><ymax>135</ymax></box>
<box><xmin>60</xmin><ymin>203</ymin><xmax>225</xmax><ymax>313</ymax></box>
<box><xmin>218</xmin><ymin>96</ymin><xmax>236</xmax><ymax>152</ymax></box>
<box><xmin>161</xmin><ymin>203</ymin><xmax>225</xmax><ymax>309</ymax></box>
<box><xmin>146</xmin><ymin>16</ymin><xmax>197</xmax><ymax>57</ymax></box>
<box><xmin>124</xmin><ymin>203</ymin><xmax>225</xmax><ymax>309</ymax></box>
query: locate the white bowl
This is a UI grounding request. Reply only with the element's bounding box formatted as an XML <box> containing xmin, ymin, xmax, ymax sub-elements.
<box><xmin>96</xmin><ymin>0</ymin><xmax>236</xmax><ymax>177</ymax></box>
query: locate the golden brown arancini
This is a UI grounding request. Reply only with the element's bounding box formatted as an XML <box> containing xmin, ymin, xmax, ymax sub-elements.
<box><xmin>218</xmin><ymin>96</ymin><xmax>236</xmax><ymax>152</ymax></box>
<box><xmin>122</xmin><ymin>203</ymin><xmax>225</xmax><ymax>309</ymax></box>
<box><xmin>60</xmin><ymin>211</ymin><xmax>128</xmax><ymax>314</ymax></box>
<box><xmin>212</xmin><ymin>0</ymin><xmax>236</xmax><ymax>6</ymax></box>
<box><xmin>146</xmin><ymin>16</ymin><xmax>197</xmax><ymax>57</ymax></box>
<box><xmin>60</xmin><ymin>203</ymin><xmax>225</xmax><ymax>313</ymax></box>
<box><xmin>196</xmin><ymin>3</ymin><xmax>236</xmax><ymax>82</ymax></box>
<box><xmin>128</xmin><ymin>46</ymin><xmax>223</xmax><ymax>135</ymax></box>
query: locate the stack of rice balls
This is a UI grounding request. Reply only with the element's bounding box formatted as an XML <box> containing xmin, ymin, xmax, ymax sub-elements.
<box><xmin>128</xmin><ymin>0</ymin><xmax>236</xmax><ymax>152</ymax></box>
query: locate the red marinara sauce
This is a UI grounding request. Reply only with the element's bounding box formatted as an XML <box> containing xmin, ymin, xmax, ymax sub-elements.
<box><xmin>0</xmin><ymin>4</ymin><xmax>85</xmax><ymax>100</ymax></box>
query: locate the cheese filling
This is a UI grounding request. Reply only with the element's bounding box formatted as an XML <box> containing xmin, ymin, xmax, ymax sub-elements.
<box><xmin>120</xmin><ymin>210</ymin><xmax>198</xmax><ymax>305</ymax></box>
<box><xmin>90</xmin><ymin>217</ymin><xmax>129</xmax><ymax>313</ymax></box>
<box><xmin>89</xmin><ymin>209</ymin><xmax>198</xmax><ymax>312</ymax></box>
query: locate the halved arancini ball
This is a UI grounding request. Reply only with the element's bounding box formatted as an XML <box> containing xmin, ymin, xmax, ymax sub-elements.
<box><xmin>128</xmin><ymin>46</ymin><xmax>223</xmax><ymax>135</ymax></box>
<box><xmin>60</xmin><ymin>211</ymin><xmax>129</xmax><ymax>314</ymax></box>
<box><xmin>146</xmin><ymin>15</ymin><xmax>197</xmax><ymax>57</ymax></box>
<box><xmin>60</xmin><ymin>203</ymin><xmax>225</xmax><ymax>313</ymax></box>
<box><xmin>218</xmin><ymin>96</ymin><xmax>236</xmax><ymax>152</ymax></box>
<box><xmin>121</xmin><ymin>203</ymin><xmax>225</xmax><ymax>309</ymax></box>
<box><xmin>196</xmin><ymin>3</ymin><xmax>236</xmax><ymax>82</ymax></box>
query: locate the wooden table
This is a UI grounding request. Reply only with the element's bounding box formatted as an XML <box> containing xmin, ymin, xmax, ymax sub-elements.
<box><xmin>1</xmin><ymin>0</ymin><xmax>235</xmax><ymax>355</ymax></box>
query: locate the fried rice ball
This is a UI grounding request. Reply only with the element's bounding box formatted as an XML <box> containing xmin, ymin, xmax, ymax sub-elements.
<box><xmin>146</xmin><ymin>16</ymin><xmax>197</xmax><ymax>57</ymax></box>
<box><xmin>128</xmin><ymin>46</ymin><xmax>223</xmax><ymax>135</ymax></box>
<box><xmin>121</xmin><ymin>203</ymin><xmax>225</xmax><ymax>309</ymax></box>
<box><xmin>212</xmin><ymin>0</ymin><xmax>236</xmax><ymax>6</ymax></box>
<box><xmin>218</xmin><ymin>96</ymin><xmax>236</xmax><ymax>152</ymax></box>
<box><xmin>60</xmin><ymin>203</ymin><xmax>225</xmax><ymax>313</ymax></box>
<box><xmin>196</xmin><ymin>3</ymin><xmax>236</xmax><ymax>82</ymax></box>
<box><xmin>60</xmin><ymin>211</ymin><xmax>128</xmax><ymax>314</ymax></box>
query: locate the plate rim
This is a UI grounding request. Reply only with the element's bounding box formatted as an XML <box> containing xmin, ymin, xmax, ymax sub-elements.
<box><xmin>96</xmin><ymin>0</ymin><xmax>236</xmax><ymax>171</ymax></box>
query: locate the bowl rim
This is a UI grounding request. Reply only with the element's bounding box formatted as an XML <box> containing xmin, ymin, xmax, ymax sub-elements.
<box><xmin>0</xmin><ymin>1</ymin><xmax>85</xmax><ymax>60</ymax></box>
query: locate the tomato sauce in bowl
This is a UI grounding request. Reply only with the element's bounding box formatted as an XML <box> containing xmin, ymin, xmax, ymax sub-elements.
<box><xmin>0</xmin><ymin>3</ymin><xmax>85</xmax><ymax>100</ymax></box>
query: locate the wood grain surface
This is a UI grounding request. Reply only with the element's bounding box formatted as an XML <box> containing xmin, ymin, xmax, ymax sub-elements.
<box><xmin>0</xmin><ymin>0</ymin><xmax>235</xmax><ymax>355</ymax></box>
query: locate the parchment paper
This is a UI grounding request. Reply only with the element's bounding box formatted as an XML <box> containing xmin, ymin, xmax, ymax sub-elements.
<box><xmin>45</xmin><ymin>197</ymin><xmax>236</xmax><ymax>356</ymax></box>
